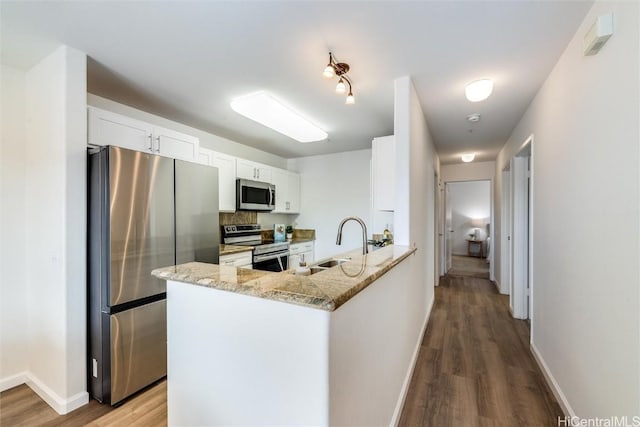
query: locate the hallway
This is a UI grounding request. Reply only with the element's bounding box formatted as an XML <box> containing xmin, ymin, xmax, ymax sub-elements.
<box><xmin>399</xmin><ymin>274</ymin><xmax>562</xmax><ymax>426</ymax></box>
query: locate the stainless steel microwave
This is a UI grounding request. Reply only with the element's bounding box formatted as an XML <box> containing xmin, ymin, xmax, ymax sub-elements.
<box><xmin>236</xmin><ymin>179</ymin><xmax>275</xmax><ymax>211</ymax></box>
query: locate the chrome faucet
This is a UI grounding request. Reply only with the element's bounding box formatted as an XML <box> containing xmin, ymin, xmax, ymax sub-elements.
<box><xmin>336</xmin><ymin>216</ymin><xmax>369</xmax><ymax>255</ymax></box>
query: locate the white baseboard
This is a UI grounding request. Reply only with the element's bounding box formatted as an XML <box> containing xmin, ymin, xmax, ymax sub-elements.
<box><xmin>530</xmin><ymin>341</ymin><xmax>575</xmax><ymax>417</ymax></box>
<box><xmin>390</xmin><ymin>296</ymin><xmax>434</xmax><ymax>427</ymax></box>
<box><xmin>0</xmin><ymin>371</ymin><xmax>28</xmax><ymax>392</ymax></box>
<box><xmin>0</xmin><ymin>371</ymin><xmax>88</xmax><ymax>415</ymax></box>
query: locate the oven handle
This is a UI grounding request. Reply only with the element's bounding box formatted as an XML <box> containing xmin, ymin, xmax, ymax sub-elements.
<box><xmin>268</xmin><ymin>185</ymin><xmax>274</xmax><ymax>207</ymax></box>
<box><xmin>254</xmin><ymin>251</ymin><xmax>290</xmax><ymax>263</ymax></box>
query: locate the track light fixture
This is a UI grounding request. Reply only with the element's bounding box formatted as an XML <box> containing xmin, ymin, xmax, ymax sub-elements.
<box><xmin>322</xmin><ymin>52</ymin><xmax>355</xmax><ymax>105</ymax></box>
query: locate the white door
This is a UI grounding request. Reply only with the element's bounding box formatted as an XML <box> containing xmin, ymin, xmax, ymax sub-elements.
<box><xmin>501</xmin><ymin>166</ymin><xmax>512</xmax><ymax>296</ymax></box>
<box><xmin>511</xmin><ymin>139</ymin><xmax>532</xmax><ymax>320</ymax></box>
<box><xmin>445</xmin><ymin>183</ymin><xmax>453</xmax><ymax>272</ymax></box>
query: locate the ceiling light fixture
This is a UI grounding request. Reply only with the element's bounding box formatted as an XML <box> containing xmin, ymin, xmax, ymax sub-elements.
<box><xmin>230</xmin><ymin>91</ymin><xmax>328</xmax><ymax>143</ymax></box>
<box><xmin>465</xmin><ymin>79</ymin><xmax>494</xmax><ymax>102</ymax></box>
<box><xmin>323</xmin><ymin>52</ymin><xmax>355</xmax><ymax>105</ymax></box>
<box><xmin>467</xmin><ymin>113</ymin><xmax>481</xmax><ymax>123</ymax></box>
<box><xmin>461</xmin><ymin>153</ymin><xmax>476</xmax><ymax>163</ymax></box>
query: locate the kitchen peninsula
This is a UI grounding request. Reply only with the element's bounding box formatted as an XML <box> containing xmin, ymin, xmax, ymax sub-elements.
<box><xmin>152</xmin><ymin>244</ymin><xmax>420</xmax><ymax>426</ymax></box>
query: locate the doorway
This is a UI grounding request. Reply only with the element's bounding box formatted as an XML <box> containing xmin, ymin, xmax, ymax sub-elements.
<box><xmin>443</xmin><ymin>180</ymin><xmax>492</xmax><ymax>278</ymax></box>
<box><xmin>510</xmin><ymin>135</ymin><xmax>533</xmax><ymax>320</ymax></box>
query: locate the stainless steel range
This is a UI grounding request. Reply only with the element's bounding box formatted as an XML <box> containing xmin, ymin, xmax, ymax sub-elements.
<box><xmin>222</xmin><ymin>224</ymin><xmax>289</xmax><ymax>272</ymax></box>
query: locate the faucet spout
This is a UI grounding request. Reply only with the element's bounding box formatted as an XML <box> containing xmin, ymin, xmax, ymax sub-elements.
<box><xmin>336</xmin><ymin>216</ymin><xmax>369</xmax><ymax>255</ymax></box>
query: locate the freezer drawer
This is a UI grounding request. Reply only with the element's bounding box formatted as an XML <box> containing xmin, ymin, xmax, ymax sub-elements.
<box><xmin>110</xmin><ymin>299</ymin><xmax>167</xmax><ymax>404</ymax></box>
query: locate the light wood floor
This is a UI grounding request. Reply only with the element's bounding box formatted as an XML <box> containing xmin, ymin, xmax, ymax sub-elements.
<box><xmin>2</xmin><ymin>274</ymin><xmax>559</xmax><ymax>426</ymax></box>
<box><xmin>398</xmin><ymin>274</ymin><xmax>562</xmax><ymax>426</ymax></box>
<box><xmin>0</xmin><ymin>380</ymin><xmax>166</xmax><ymax>427</ymax></box>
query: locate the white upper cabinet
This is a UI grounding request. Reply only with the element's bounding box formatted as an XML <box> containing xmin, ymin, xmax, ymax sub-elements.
<box><xmin>236</xmin><ymin>159</ymin><xmax>272</xmax><ymax>183</ymax></box>
<box><xmin>153</xmin><ymin>126</ymin><xmax>198</xmax><ymax>162</ymax></box>
<box><xmin>88</xmin><ymin>106</ymin><xmax>153</xmax><ymax>152</ymax></box>
<box><xmin>272</xmin><ymin>168</ymin><xmax>300</xmax><ymax>214</ymax></box>
<box><xmin>212</xmin><ymin>152</ymin><xmax>237</xmax><ymax>212</ymax></box>
<box><xmin>198</xmin><ymin>148</ymin><xmax>237</xmax><ymax>212</ymax></box>
<box><xmin>197</xmin><ymin>147</ymin><xmax>215</xmax><ymax>165</ymax></box>
<box><xmin>88</xmin><ymin>107</ymin><xmax>199</xmax><ymax>162</ymax></box>
<box><xmin>372</xmin><ymin>135</ymin><xmax>395</xmax><ymax>211</ymax></box>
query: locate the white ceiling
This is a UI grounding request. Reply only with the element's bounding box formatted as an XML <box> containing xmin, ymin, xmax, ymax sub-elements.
<box><xmin>1</xmin><ymin>1</ymin><xmax>593</xmax><ymax>163</ymax></box>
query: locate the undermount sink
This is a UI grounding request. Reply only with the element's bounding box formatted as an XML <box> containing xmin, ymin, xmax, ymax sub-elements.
<box><xmin>316</xmin><ymin>259</ymin><xmax>348</xmax><ymax>268</ymax></box>
<box><xmin>309</xmin><ymin>267</ymin><xmax>327</xmax><ymax>275</ymax></box>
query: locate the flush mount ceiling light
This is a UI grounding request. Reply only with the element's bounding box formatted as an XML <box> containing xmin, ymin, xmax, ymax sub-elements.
<box><xmin>230</xmin><ymin>91</ymin><xmax>328</xmax><ymax>143</ymax></box>
<box><xmin>323</xmin><ymin>52</ymin><xmax>355</xmax><ymax>105</ymax></box>
<box><xmin>461</xmin><ymin>153</ymin><xmax>476</xmax><ymax>163</ymax></box>
<box><xmin>465</xmin><ymin>79</ymin><xmax>494</xmax><ymax>102</ymax></box>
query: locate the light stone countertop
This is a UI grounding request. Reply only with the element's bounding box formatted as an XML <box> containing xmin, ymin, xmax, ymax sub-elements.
<box><xmin>152</xmin><ymin>245</ymin><xmax>416</xmax><ymax>311</ymax></box>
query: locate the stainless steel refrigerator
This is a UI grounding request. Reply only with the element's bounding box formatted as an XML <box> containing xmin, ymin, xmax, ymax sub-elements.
<box><xmin>88</xmin><ymin>145</ymin><xmax>219</xmax><ymax>405</ymax></box>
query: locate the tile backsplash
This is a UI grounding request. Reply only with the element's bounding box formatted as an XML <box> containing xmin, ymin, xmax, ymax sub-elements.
<box><xmin>219</xmin><ymin>211</ymin><xmax>257</xmax><ymax>225</ymax></box>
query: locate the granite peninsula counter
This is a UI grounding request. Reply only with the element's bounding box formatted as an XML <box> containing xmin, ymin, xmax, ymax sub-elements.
<box><xmin>152</xmin><ymin>244</ymin><xmax>416</xmax><ymax>311</ymax></box>
<box><xmin>153</xmin><ymin>244</ymin><xmax>427</xmax><ymax>426</ymax></box>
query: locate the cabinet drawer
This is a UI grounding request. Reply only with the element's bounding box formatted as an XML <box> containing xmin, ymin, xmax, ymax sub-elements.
<box><xmin>289</xmin><ymin>242</ymin><xmax>314</xmax><ymax>255</ymax></box>
<box><xmin>219</xmin><ymin>251</ymin><xmax>252</xmax><ymax>267</ymax></box>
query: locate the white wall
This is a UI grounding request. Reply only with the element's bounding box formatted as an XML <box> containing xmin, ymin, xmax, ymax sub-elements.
<box><xmin>0</xmin><ymin>65</ymin><xmax>29</xmax><ymax>388</ymax></box>
<box><xmin>0</xmin><ymin>46</ymin><xmax>89</xmax><ymax>414</ymax></box>
<box><xmin>288</xmin><ymin>150</ymin><xmax>373</xmax><ymax>260</ymax></box>
<box><xmin>441</xmin><ymin>161</ymin><xmax>495</xmax><ymax>182</ymax></box>
<box><xmin>392</xmin><ymin>75</ymin><xmax>439</xmax><ymax>411</ymax></box>
<box><xmin>448</xmin><ymin>181</ymin><xmax>490</xmax><ymax>255</ymax></box>
<box><xmin>494</xmin><ymin>1</ymin><xmax>639</xmax><ymax>418</ymax></box>
<box><xmin>88</xmin><ymin>94</ymin><xmax>287</xmax><ymax>169</ymax></box>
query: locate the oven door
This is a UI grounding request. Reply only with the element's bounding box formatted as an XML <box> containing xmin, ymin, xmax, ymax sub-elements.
<box><xmin>253</xmin><ymin>251</ymin><xmax>289</xmax><ymax>272</ymax></box>
<box><xmin>237</xmin><ymin>179</ymin><xmax>275</xmax><ymax>211</ymax></box>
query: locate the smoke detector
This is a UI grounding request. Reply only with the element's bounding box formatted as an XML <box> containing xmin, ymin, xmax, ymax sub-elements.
<box><xmin>467</xmin><ymin>113</ymin><xmax>481</xmax><ymax>123</ymax></box>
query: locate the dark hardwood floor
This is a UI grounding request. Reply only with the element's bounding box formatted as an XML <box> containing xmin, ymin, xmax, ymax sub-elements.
<box><xmin>399</xmin><ymin>273</ymin><xmax>563</xmax><ymax>426</ymax></box>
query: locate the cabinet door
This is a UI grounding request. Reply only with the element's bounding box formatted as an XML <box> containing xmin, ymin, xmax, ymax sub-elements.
<box><xmin>255</xmin><ymin>165</ymin><xmax>272</xmax><ymax>183</ymax></box>
<box><xmin>302</xmin><ymin>250</ymin><xmax>314</xmax><ymax>264</ymax></box>
<box><xmin>213</xmin><ymin>152</ymin><xmax>237</xmax><ymax>212</ymax></box>
<box><xmin>236</xmin><ymin>159</ymin><xmax>257</xmax><ymax>180</ymax></box>
<box><xmin>289</xmin><ymin>243</ymin><xmax>302</xmax><ymax>256</ymax></box>
<box><xmin>198</xmin><ymin>148</ymin><xmax>215</xmax><ymax>166</ymax></box>
<box><xmin>287</xmin><ymin>172</ymin><xmax>301</xmax><ymax>213</ymax></box>
<box><xmin>289</xmin><ymin>254</ymin><xmax>300</xmax><ymax>269</ymax></box>
<box><xmin>153</xmin><ymin>126</ymin><xmax>199</xmax><ymax>162</ymax></box>
<box><xmin>88</xmin><ymin>107</ymin><xmax>153</xmax><ymax>152</ymax></box>
<box><xmin>271</xmin><ymin>168</ymin><xmax>289</xmax><ymax>213</ymax></box>
<box><xmin>372</xmin><ymin>135</ymin><xmax>395</xmax><ymax>211</ymax></box>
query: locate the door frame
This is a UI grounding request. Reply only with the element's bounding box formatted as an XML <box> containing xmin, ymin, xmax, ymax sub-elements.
<box><xmin>500</xmin><ymin>164</ymin><xmax>511</xmax><ymax>296</ymax></box>
<box><xmin>441</xmin><ymin>178</ymin><xmax>494</xmax><ymax>279</ymax></box>
<box><xmin>510</xmin><ymin>134</ymin><xmax>534</xmax><ymax>322</ymax></box>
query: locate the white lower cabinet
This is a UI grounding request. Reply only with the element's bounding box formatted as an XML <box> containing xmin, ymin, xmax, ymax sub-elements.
<box><xmin>289</xmin><ymin>242</ymin><xmax>314</xmax><ymax>268</ymax></box>
<box><xmin>88</xmin><ymin>106</ymin><xmax>199</xmax><ymax>162</ymax></box>
<box><xmin>219</xmin><ymin>251</ymin><xmax>252</xmax><ymax>269</ymax></box>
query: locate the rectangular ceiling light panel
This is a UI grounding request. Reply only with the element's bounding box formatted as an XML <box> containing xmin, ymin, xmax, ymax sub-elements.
<box><xmin>230</xmin><ymin>91</ymin><xmax>327</xmax><ymax>143</ymax></box>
